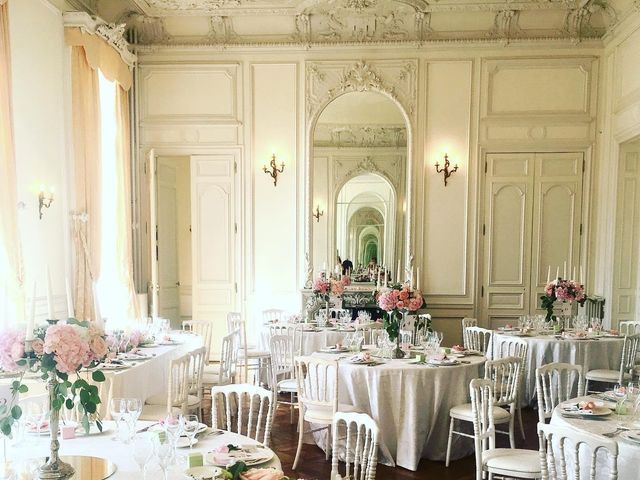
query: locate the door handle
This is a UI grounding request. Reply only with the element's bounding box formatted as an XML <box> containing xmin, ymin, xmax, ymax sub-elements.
<box><xmin>176</xmin><ymin>281</ymin><xmax>181</xmax><ymax>287</ymax></box>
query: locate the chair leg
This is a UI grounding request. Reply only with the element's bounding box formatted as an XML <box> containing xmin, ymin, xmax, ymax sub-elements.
<box><xmin>292</xmin><ymin>408</ymin><xmax>305</xmax><ymax>470</ymax></box>
<box><xmin>508</xmin><ymin>416</ymin><xmax>515</xmax><ymax>448</ymax></box>
<box><xmin>517</xmin><ymin>404</ymin><xmax>525</xmax><ymax>440</ymax></box>
<box><xmin>445</xmin><ymin>416</ymin><xmax>455</xmax><ymax>467</ymax></box>
<box><xmin>290</xmin><ymin>392</ymin><xmax>295</xmax><ymax>424</ymax></box>
<box><xmin>325</xmin><ymin>426</ymin><xmax>331</xmax><ymax>461</ymax></box>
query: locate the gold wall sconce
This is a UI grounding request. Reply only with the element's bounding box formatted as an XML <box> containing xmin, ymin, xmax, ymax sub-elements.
<box><xmin>38</xmin><ymin>185</ymin><xmax>54</xmax><ymax>219</ymax></box>
<box><xmin>313</xmin><ymin>205</ymin><xmax>324</xmax><ymax>222</ymax></box>
<box><xmin>263</xmin><ymin>153</ymin><xmax>285</xmax><ymax>186</ymax></box>
<box><xmin>435</xmin><ymin>153</ymin><xmax>458</xmax><ymax>187</ymax></box>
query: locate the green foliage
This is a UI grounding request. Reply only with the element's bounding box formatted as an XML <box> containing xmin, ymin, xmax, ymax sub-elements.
<box><xmin>383</xmin><ymin>311</ymin><xmax>401</xmax><ymax>341</ymax></box>
<box><xmin>224</xmin><ymin>462</ymin><xmax>248</xmax><ymax>480</ymax></box>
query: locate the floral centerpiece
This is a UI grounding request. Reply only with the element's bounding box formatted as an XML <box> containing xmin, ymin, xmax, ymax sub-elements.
<box><xmin>0</xmin><ymin>319</ymin><xmax>108</xmax><ymax>478</ymax></box>
<box><xmin>222</xmin><ymin>461</ymin><xmax>306</xmax><ymax>480</ymax></box>
<box><xmin>540</xmin><ymin>278</ymin><xmax>587</xmax><ymax>323</ymax></box>
<box><xmin>377</xmin><ymin>283</ymin><xmax>424</xmax><ymax>358</ymax></box>
<box><xmin>311</xmin><ymin>274</ymin><xmax>349</xmax><ymax>323</ymax></box>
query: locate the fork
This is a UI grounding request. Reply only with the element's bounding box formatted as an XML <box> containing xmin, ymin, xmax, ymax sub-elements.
<box><xmin>603</xmin><ymin>427</ymin><xmax>628</xmax><ymax>437</ymax></box>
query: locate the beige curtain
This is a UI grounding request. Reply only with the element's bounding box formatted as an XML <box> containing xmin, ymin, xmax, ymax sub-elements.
<box><xmin>115</xmin><ymin>86</ymin><xmax>140</xmax><ymax>321</ymax></box>
<box><xmin>0</xmin><ymin>1</ymin><xmax>24</xmax><ymax>325</ymax></box>
<box><xmin>70</xmin><ymin>46</ymin><xmax>101</xmax><ymax>321</ymax></box>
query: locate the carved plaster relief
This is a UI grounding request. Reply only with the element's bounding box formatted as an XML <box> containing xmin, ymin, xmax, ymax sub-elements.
<box><xmin>314</xmin><ymin>123</ymin><xmax>407</xmax><ymax>148</ymax></box>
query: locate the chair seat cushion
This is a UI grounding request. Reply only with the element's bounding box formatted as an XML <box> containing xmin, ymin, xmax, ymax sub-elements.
<box><xmin>277</xmin><ymin>379</ymin><xmax>297</xmax><ymax>393</ymax></box>
<box><xmin>483</xmin><ymin>448</ymin><xmax>541</xmax><ymax>475</ymax></box>
<box><xmin>304</xmin><ymin>403</ymin><xmax>356</xmax><ymax>424</ymax></box>
<box><xmin>139</xmin><ymin>404</ymin><xmax>182</xmax><ymax>421</ymax></box>
<box><xmin>449</xmin><ymin>403</ymin><xmax>511</xmax><ymax>423</ymax></box>
<box><xmin>585</xmin><ymin>369</ymin><xmax>630</xmax><ymax>382</ymax></box>
<box><xmin>240</xmin><ymin>349</ymin><xmax>270</xmax><ymax>359</ymax></box>
<box><xmin>203</xmin><ymin>372</ymin><xmax>231</xmax><ymax>386</ymax></box>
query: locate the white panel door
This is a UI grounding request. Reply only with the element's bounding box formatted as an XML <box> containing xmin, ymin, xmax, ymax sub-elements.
<box><xmin>157</xmin><ymin>158</ymin><xmax>180</xmax><ymax>326</ymax></box>
<box><xmin>483</xmin><ymin>153</ymin><xmax>534</xmax><ymax>328</ymax></box>
<box><xmin>613</xmin><ymin>144</ymin><xmax>640</xmax><ymax>327</ymax></box>
<box><xmin>530</xmin><ymin>153</ymin><xmax>584</xmax><ymax>314</ymax></box>
<box><xmin>191</xmin><ymin>152</ymin><xmax>238</xmax><ymax>339</ymax></box>
<box><xmin>482</xmin><ymin>152</ymin><xmax>584</xmax><ymax>328</ymax></box>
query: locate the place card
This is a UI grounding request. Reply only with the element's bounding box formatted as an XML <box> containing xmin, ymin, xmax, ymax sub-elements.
<box><xmin>188</xmin><ymin>452</ymin><xmax>204</xmax><ymax>468</ymax></box>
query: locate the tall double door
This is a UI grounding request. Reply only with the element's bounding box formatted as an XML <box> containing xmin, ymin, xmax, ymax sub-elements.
<box><xmin>481</xmin><ymin>152</ymin><xmax>584</xmax><ymax>328</ymax></box>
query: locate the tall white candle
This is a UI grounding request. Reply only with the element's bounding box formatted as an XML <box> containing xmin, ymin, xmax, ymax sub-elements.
<box><xmin>572</xmin><ymin>266</ymin><xmax>576</xmax><ymax>281</ymax></box>
<box><xmin>65</xmin><ymin>276</ymin><xmax>74</xmax><ymax>319</ymax></box>
<box><xmin>46</xmin><ymin>266</ymin><xmax>54</xmax><ymax>319</ymax></box>
<box><xmin>580</xmin><ymin>266</ymin><xmax>584</xmax><ymax>285</ymax></box>
<box><xmin>92</xmin><ymin>283</ymin><xmax>103</xmax><ymax>329</ymax></box>
<box><xmin>546</xmin><ymin>265</ymin><xmax>551</xmax><ymax>284</ymax></box>
<box><xmin>26</xmin><ymin>281</ymin><xmax>36</xmax><ymax>341</ymax></box>
<box><xmin>417</xmin><ymin>267</ymin><xmax>421</xmax><ymax>291</ymax></box>
<box><xmin>556</xmin><ymin>266</ymin><xmax>560</xmax><ymax>280</ymax></box>
<box><xmin>397</xmin><ymin>260</ymin><xmax>401</xmax><ymax>283</ymax></box>
<box><xmin>563</xmin><ymin>261</ymin><xmax>567</xmax><ymax>279</ymax></box>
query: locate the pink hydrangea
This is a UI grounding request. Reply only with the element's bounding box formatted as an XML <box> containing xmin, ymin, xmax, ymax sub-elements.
<box><xmin>43</xmin><ymin>324</ymin><xmax>92</xmax><ymax>374</ymax></box>
<box><xmin>312</xmin><ymin>277</ymin><xmax>330</xmax><ymax>294</ymax></box>
<box><xmin>89</xmin><ymin>336</ymin><xmax>108</xmax><ymax>360</ymax></box>
<box><xmin>0</xmin><ymin>329</ymin><xmax>25</xmax><ymax>371</ymax></box>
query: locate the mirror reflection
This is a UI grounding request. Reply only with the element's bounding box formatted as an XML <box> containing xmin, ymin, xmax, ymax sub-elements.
<box><xmin>312</xmin><ymin>91</ymin><xmax>407</xmax><ymax>284</ymax></box>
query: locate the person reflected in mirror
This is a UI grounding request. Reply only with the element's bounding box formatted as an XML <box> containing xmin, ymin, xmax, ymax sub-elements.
<box><xmin>335</xmin><ymin>256</ymin><xmax>343</xmax><ymax>276</ymax></box>
<box><xmin>367</xmin><ymin>257</ymin><xmax>378</xmax><ymax>278</ymax></box>
<box><xmin>342</xmin><ymin>258</ymin><xmax>353</xmax><ymax>276</ymax></box>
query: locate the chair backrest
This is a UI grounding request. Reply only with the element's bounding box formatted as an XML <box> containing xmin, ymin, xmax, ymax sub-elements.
<box><xmin>211</xmin><ymin>383</ymin><xmax>275</xmax><ymax>447</ymax></box>
<box><xmin>262</xmin><ymin>309</ymin><xmax>285</xmax><ymax>324</ymax></box>
<box><xmin>331</xmin><ymin>411</ymin><xmax>380</xmax><ymax>480</ymax></box>
<box><xmin>167</xmin><ymin>353</ymin><xmax>191</xmax><ymax>414</ymax></box>
<box><xmin>269</xmin><ymin>334</ymin><xmax>295</xmax><ymax>386</ymax></box>
<box><xmin>295</xmin><ymin>355</ymin><xmax>338</xmax><ymax>415</ymax></box>
<box><xmin>462</xmin><ymin>318</ymin><xmax>478</xmax><ymax>349</ymax></box>
<box><xmin>186</xmin><ymin>346</ymin><xmax>207</xmax><ymax>399</ymax></box>
<box><xmin>535</xmin><ymin>363</ymin><xmax>583</xmax><ymax>423</ymax></box>
<box><xmin>182</xmin><ymin>320</ymin><xmax>214</xmax><ymax>360</ymax></box>
<box><xmin>620</xmin><ymin>320</ymin><xmax>640</xmax><ymax>336</ymax></box>
<box><xmin>227</xmin><ymin>312</ymin><xmax>244</xmax><ymax>340</ymax></box>
<box><xmin>267</xmin><ymin>323</ymin><xmax>303</xmax><ymax>356</ymax></box>
<box><xmin>493</xmin><ymin>337</ymin><xmax>528</xmax><ymax>362</ymax></box>
<box><xmin>537</xmin><ymin>422</ymin><xmax>618</xmax><ymax>480</ymax></box>
<box><xmin>469</xmin><ymin>378</ymin><xmax>497</xmax><ymax>472</ymax></box>
<box><xmin>355</xmin><ymin>322</ymin><xmax>383</xmax><ymax>345</ymax></box>
<box><xmin>619</xmin><ymin>334</ymin><xmax>640</xmax><ymax>381</ymax></box>
<box><xmin>484</xmin><ymin>356</ymin><xmax>522</xmax><ymax>408</ymax></box>
<box><xmin>219</xmin><ymin>329</ymin><xmax>241</xmax><ymax>385</ymax></box>
<box><xmin>466</xmin><ymin>326</ymin><xmax>493</xmax><ymax>355</ymax></box>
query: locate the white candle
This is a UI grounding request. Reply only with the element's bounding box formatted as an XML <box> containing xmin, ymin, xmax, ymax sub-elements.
<box><xmin>556</xmin><ymin>266</ymin><xmax>560</xmax><ymax>280</ymax></box>
<box><xmin>397</xmin><ymin>260</ymin><xmax>401</xmax><ymax>283</ymax></box>
<box><xmin>580</xmin><ymin>266</ymin><xmax>584</xmax><ymax>285</ymax></box>
<box><xmin>546</xmin><ymin>265</ymin><xmax>551</xmax><ymax>284</ymax></box>
<box><xmin>26</xmin><ymin>281</ymin><xmax>36</xmax><ymax>341</ymax></box>
<box><xmin>417</xmin><ymin>267</ymin><xmax>421</xmax><ymax>291</ymax></box>
<box><xmin>46</xmin><ymin>266</ymin><xmax>54</xmax><ymax>319</ymax></box>
<box><xmin>572</xmin><ymin>266</ymin><xmax>576</xmax><ymax>281</ymax></box>
<box><xmin>376</xmin><ymin>271</ymin><xmax>380</xmax><ymax>289</ymax></box>
<box><xmin>65</xmin><ymin>276</ymin><xmax>74</xmax><ymax>319</ymax></box>
<box><xmin>563</xmin><ymin>261</ymin><xmax>567</xmax><ymax>279</ymax></box>
<box><xmin>92</xmin><ymin>283</ymin><xmax>103</xmax><ymax>329</ymax></box>
<box><xmin>323</xmin><ymin>262</ymin><xmax>327</xmax><ymax>273</ymax></box>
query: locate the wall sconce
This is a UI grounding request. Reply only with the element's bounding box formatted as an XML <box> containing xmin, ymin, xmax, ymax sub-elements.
<box><xmin>263</xmin><ymin>153</ymin><xmax>285</xmax><ymax>187</ymax></box>
<box><xmin>38</xmin><ymin>185</ymin><xmax>54</xmax><ymax>219</ymax></box>
<box><xmin>312</xmin><ymin>205</ymin><xmax>324</xmax><ymax>222</ymax></box>
<box><xmin>434</xmin><ymin>153</ymin><xmax>458</xmax><ymax>187</ymax></box>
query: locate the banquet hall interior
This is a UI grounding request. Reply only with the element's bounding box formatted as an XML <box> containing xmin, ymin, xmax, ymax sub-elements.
<box><xmin>2</xmin><ymin>0</ymin><xmax>640</xmax><ymax>479</ymax></box>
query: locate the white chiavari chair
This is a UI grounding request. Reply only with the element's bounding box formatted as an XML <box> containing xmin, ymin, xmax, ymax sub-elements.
<box><xmin>446</xmin><ymin>356</ymin><xmax>523</xmax><ymax>467</ymax></box>
<box><xmin>211</xmin><ymin>383</ymin><xmax>275</xmax><ymax>448</ymax></box>
<box><xmin>585</xmin><ymin>334</ymin><xmax>640</xmax><ymax>393</ymax></box>
<box><xmin>263</xmin><ymin>309</ymin><xmax>286</xmax><ymax>324</ymax></box>
<box><xmin>537</xmin><ymin>422</ymin><xmax>618</xmax><ymax>480</ymax></box>
<box><xmin>182</xmin><ymin>320</ymin><xmax>214</xmax><ymax>361</ymax></box>
<box><xmin>330</xmin><ymin>412</ymin><xmax>380</xmax><ymax>480</ymax></box>
<box><xmin>355</xmin><ymin>322</ymin><xmax>383</xmax><ymax>346</ymax></box>
<box><xmin>462</xmin><ymin>317</ymin><xmax>478</xmax><ymax>350</ymax></box>
<box><xmin>140</xmin><ymin>353</ymin><xmax>190</xmax><ymax>420</ymax></box>
<box><xmin>619</xmin><ymin>320</ymin><xmax>640</xmax><ymax>336</ymax></box>
<box><xmin>470</xmin><ymin>379</ymin><xmax>541</xmax><ymax>480</ymax></box>
<box><xmin>269</xmin><ymin>334</ymin><xmax>298</xmax><ymax>423</ymax></box>
<box><xmin>465</xmin><ymin>326</ymin><xmax>493</xmax><ymax>356</ymax></box>
<box><xmin>185</xmin><ymin>346</ymin><xmax>207</xmax><ymax>420</ymax></box>
<box><xmin>492</xmin><ymin>337</ymin><xmax>528</xmax><ymax>439</ymax></box>
<box><xmin>293</xmin><ymin>356</ymin><xmax>356</xmax><ymax>470</ymax></box>
<box><xmin>228</xmin><ymin>312</ymin><xmax>271</xmax><ymax>384</ymax></box>
<box><xmin>535</xmin><ymin>363</ymin><xmax>583</xmax><ymax>423</ymax></box>
<box><xmin>203</xmin><ymin>330</ymin><xmax>240</xmax><ymax>388</ymax></box>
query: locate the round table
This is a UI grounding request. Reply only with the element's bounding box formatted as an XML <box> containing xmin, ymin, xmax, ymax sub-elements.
<box><xmin>261</xmin><ymin>326</ymin><xmax>349</xmax><ymax>355</ymax></box>
<box><xmin>311</xmin><ymin>351</ymin><xmax>486</xmax><ymax>471</ymax></box>
<box><xmin>4</xmin><ymin>421</ymin><xmax>282</xmax><ymax>479</ymax></box>
<box><xmin>493</xmin><ymin>333</ymin><xmax>625</xmax><ymax>405</ymax></box>
<box><xmin>551</xmin><ymin>396</ymin><xmax>640</xmax><ymax>480</ymax></box>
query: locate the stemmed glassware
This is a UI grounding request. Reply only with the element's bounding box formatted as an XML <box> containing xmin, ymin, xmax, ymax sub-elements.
<box><xmin>132</xmin><ymin>433</ymin><xmax>154</xmax><ymax>479</ymax></box>
<box><xmin>614</xmin><ymin>383</ymin><xmax>628</xmax><ymax>424</ymax></box>
<box><xmin>154</xmin><ymin>436</ymin><xmax>173</xmax><ymax>480</ymax></box>
<box><xmin>109</xmin><ymin>398</ymin><xmax>126</xmax><ymax>441</ymax></box>
<box><xmin>181</xmin><ymin>414</ymin><xmax>200</xmax><ymax>450</ymax></box>
<box><xmin>125</xmin><ymin>398</ymin><xmax>143</xmax><ymax>442</ymax></box>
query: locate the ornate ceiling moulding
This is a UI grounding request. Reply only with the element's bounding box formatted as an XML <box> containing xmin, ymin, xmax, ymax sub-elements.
<box><xmin>306</xmin><ymin>60</ymin><xmax>417</xmax><ymax>125</ymax></box>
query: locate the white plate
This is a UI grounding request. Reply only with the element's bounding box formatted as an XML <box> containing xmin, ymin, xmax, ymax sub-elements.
<box><xmin>180</xmin><ymin>423</ymin><xmax>208</xmax><ymax>436</ymax></box>
<box><xmin>119</xmin><ymin>353</ymin><xmax>151</xmax><ymax>361</ymax></box>
<box><xmin>184</xmin><ymin>466</ymin><xmax>223</xmax><ymax>479</ymax></box>
<box><xmin>99</xmin><ymin>363</ymin><xmax>129</xmax><ymax>370</ymax></box>
<box><xmin>138</xmin><ymin>343</ymin><xmax>158</xmax><ymax>348</ymax></box>
<box><xmin>428</xmin><ymin>358</ymin><xmax>460</xmax><ymax>366</ymax></box>
<box><xmin>562</xmin><ymin>406</ymin><xmax>612</xmax><ymax>417</ymax></box>
<box><xmin>320</xmin><ymin>346</ymin><xmax>349</xmax><ymax>353</ymax></box>
<box><xmin>176</xmin><ymin>437</ymin><xmax>198</xmax><ymax>448</ymax></box>
<box><xmin>205</xmin><ymin>445</ymin><xmax>274</xmax><ymax>467</ymax></box>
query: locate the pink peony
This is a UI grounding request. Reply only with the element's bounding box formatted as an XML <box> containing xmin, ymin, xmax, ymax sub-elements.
<box><xmin>43</xmin><ymin>324</ymin><xmax>92</xmax><ymax>374</ymax></box>
<box><xmin>0</xmin><ymin>329</ymin><xmax>25</xmax><ymax>371</ymax></box>
<box><xmin>399</xmin><ymin>289</ymin><xmax>410</xmax><ymax>301</ymax></box>
<box><xmin>312</xmin><ymin>277</ymin><xmax>330</xmax><ymax>294</ymax></box>
<box><xmin>408</xmin><ymin>296</ymin><xmax>424</xmax><ymax>311</ymax></box>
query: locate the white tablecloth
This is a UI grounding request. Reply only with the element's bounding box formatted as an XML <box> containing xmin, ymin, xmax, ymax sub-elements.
<box><xmin>493</xmin><ymin>333</ymin><xmax>625</xmax><ymax>405</ymax></box>
<box><xmin>551</xmin><ymin>396</ymin><xmax>640</xmax><ymax>480</ymax></box>
<box><xmin>4</xmin><ymin>421</ymin><xmax>281</xmax><ymax>479</ymax></box>
<box><xmin>311</xmin><ymin>352</ymin><xmax>486</xmax><ymax>471</ymax></box>
<box><xmin>261</xmin><ymin>327</ymin><xmax>348</xmax><ymax>355</ymax></box>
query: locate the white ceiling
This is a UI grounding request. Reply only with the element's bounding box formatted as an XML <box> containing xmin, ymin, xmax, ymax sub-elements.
<box><xmin>63</xmin><ymin>0</ymin><xmax>634</xmax><ymax>46</ymax></box>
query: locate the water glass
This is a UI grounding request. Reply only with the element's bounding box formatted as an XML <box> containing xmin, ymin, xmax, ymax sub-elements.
<box><xmin>132</xmin><ymin>434</ymin><xmax>154</xmax><ymax>479</ymax></box>
<box><xmin>109</xmin><ymin>398</ymin><xmax>126</xmax><ymax>441</ymax></box>
<box><xmin>154</xmin><ymin>436</ymin><xmax>173</xmax><ymax>480</ymax></box>
<box><xmin>181</xmin><ymin>414</ymin><xmax>199</xmax><ymax>450</ymax></box>
<box><xmin>614</xmin><ymin>383</ymin><xmax>628</xmax><ymax>423</ymax></box>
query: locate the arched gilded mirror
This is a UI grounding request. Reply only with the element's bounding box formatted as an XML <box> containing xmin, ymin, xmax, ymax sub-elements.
<box><xmin>311</xmin><ymin>90</ymin><xmax>407</xmax><ymax>283</ymax></box>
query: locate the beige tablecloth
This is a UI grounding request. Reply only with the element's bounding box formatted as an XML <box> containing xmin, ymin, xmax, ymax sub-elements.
<box><xmin>261</xmin><ymin>327</ymin><xmax>348</xmax><ymax>355</ymax></box>
<box><xmin>311</xmin><ymin>352</ymin><xmax>486</xmax><ymax>471</ymax></box>
<box><xmin>493</xmin><ymin>333</ymin><xmax>625</xmax><ymax>405</ymax></box>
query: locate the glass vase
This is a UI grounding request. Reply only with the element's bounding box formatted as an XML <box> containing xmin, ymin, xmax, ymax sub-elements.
<box><xmin>38</xmin><ymin>376</ymin><xmax>74</xmax><ymax>479</ymax></box>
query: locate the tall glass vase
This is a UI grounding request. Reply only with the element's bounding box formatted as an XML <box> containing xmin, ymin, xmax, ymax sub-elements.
<box><xmin>38</xmin><ymin>376</ymin><xmax>74</xmax><ymax>479</ymax></box>
<box><xmin>391</xmin><ymin>311</ymin><xmax>406</xmax><ymax>359</ymax></box>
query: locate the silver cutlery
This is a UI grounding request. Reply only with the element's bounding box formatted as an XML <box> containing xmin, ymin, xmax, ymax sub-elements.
<box><xmin>603</xmin><ymin>426</ymin><xmax>629</xmax><ymax>437</ymax></box>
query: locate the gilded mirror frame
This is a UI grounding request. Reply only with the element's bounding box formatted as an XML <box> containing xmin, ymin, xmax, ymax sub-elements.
<box><xmin>304</xmin><ymin>60</ymin><xmax>417</xmax><ymax>287</ymax></box>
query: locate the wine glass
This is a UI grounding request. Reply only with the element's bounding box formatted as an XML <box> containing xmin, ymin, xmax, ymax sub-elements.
<box><xmin>132</xmin><ymin>433</ymin><xmax>154</xmax><ymax>479</ymax></box>
<box><xmin>126</xmin><ymin>398</ymin><xmax>143</xmax><ymax>441</ymax></box>
<box><xmin>181</xmin><ymin>414</ymin><xmax>199</xmax><ymax>450</ymax></box>
<box><xmin>154</xmin><ymin>436</ymin><xmax>173</xmax><ymax>480</ymax></box>
<box><xmin>109</xmin><ymin>398</ymin><xmax>126</xmax><ymax>441</ymax></box>
<box><xmin>614</xmin><ymin>383</ymin><xmax>628</xmax><ymax>424</ymax></box>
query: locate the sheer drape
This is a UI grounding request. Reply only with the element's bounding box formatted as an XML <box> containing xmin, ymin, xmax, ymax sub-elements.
<box><xmin>0</xmin><ymin>1</ymin><xmax>24</xmax><ymax>326</ymax></box>
<box><xmin>115</xmin><ymin>86</ymin><xmax>140</xmax><ymax>322</ymax></box>
<box><xmin>70</xmin><ymin>46</ymin><xmax>101</xmax><ymax>321</ymax></box>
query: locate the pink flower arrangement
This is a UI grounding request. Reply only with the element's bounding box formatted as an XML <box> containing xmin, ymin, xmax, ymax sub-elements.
<box><xmin>0</xmin><ymin>329</ymin><xmax>25</xmax><ymax>371</ymax></box>
<box><xmin>331</xmin><ymin>279</ymin><xmax>345</xmax><ymax>296</ymax></box>
<box><xmin>312</xmin><ymin>274</ymin><xmax>349</xmax><ymax>299</ymax></box>
<box><xmin>377</xmin><ymin>283</ymin><xmax>424</xmax><ymax>313</ymax></box>
<box><xmin>541</xmin><ymin>277</ymin><xmax>587</xmax><ymax>322</ymax></box>
<box><xmin>312</xmin><ymin>277</ymin><xmax>330</xmax><ymax>294</ymax></box>
<box><xmin>44</xmin><ymin>324</ymin><xmax>93</xmax><ymax>374</ymax></box>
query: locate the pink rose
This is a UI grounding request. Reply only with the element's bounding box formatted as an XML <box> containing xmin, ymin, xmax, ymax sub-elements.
<box><xmin>216</xmin><ymin>445</ymin><xmax>230</xmax><ymax>453</ymax></box>
<box><xmin>0</xmin><ymin>329</ymin><xmax>25</xmax><ymax>371</ymax></box>
<box><xmin>399</xmin><ymin>290</ymin><xmax>409</xmax><ymax>301</ymax></box>
<box><xmin>31</xmin><ymin>338</ymin><xmax>44</xmax><ymax>355</ymax></box>
<box><xmin>89</xmin><ymin>336</ymin><xmax>108</xmax><ymax>360</ymax></box>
